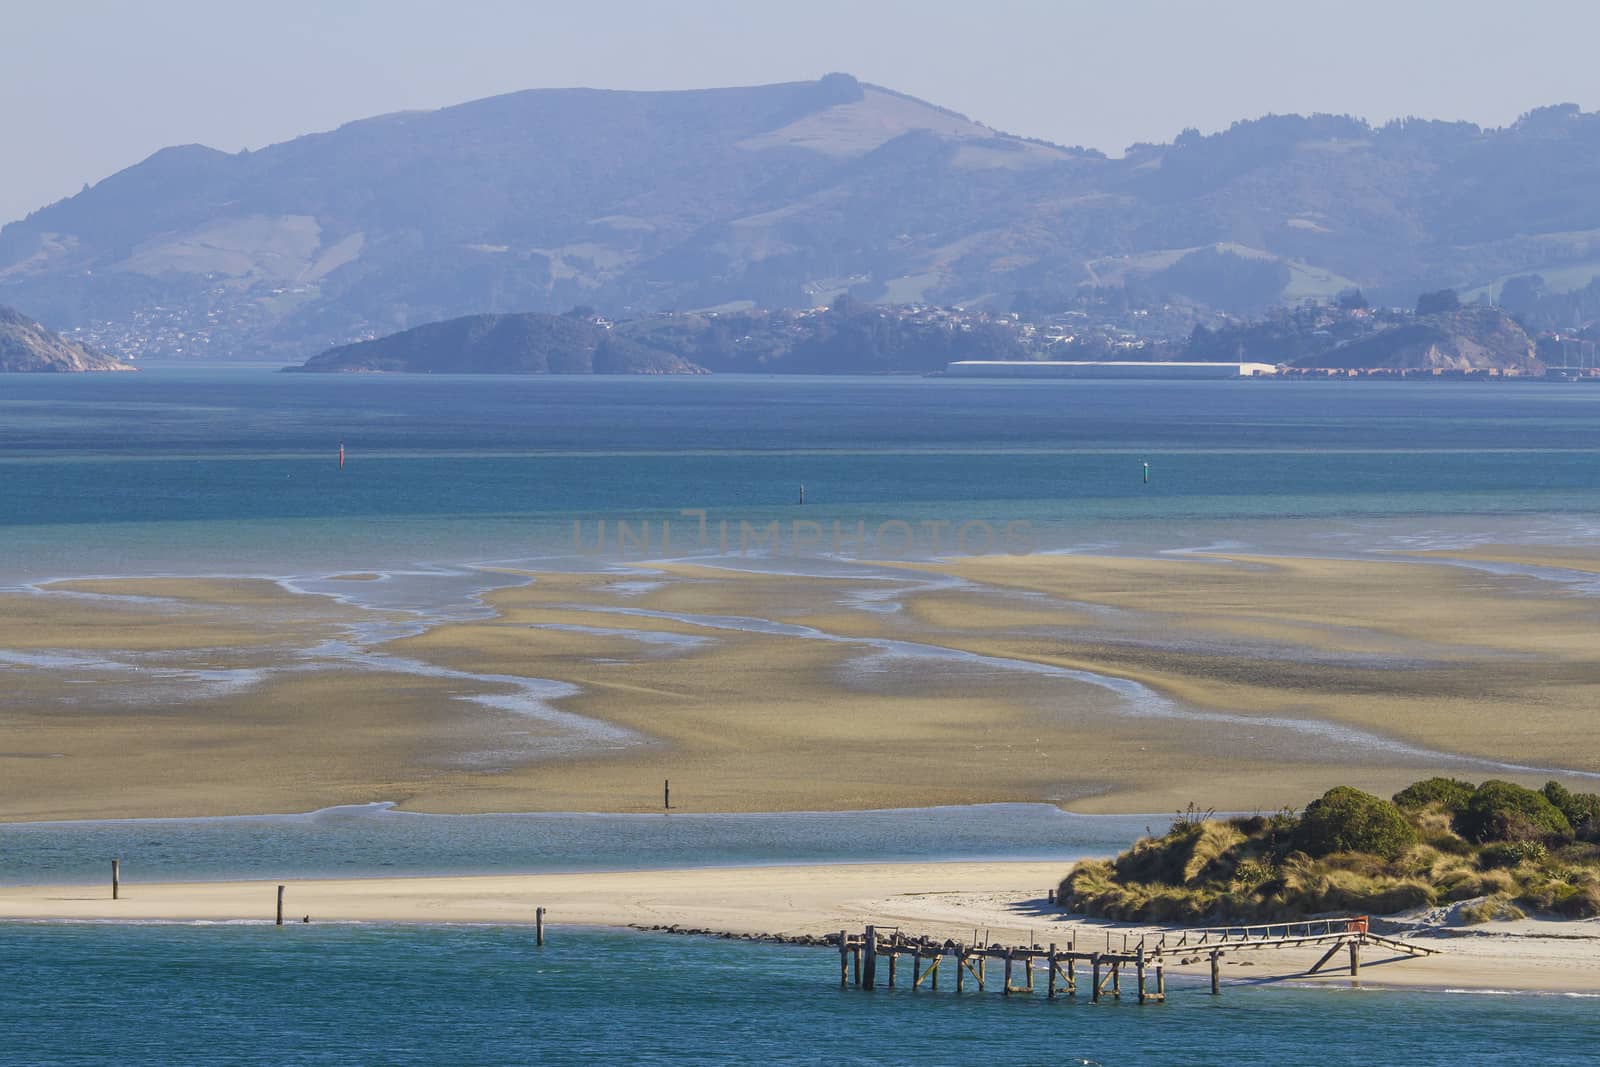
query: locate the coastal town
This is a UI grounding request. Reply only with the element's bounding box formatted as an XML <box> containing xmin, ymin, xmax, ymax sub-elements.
<box><xmin>65</xmin><ymin>287</ymin><xmax>1600</xmax><ymax>378</ymax></box>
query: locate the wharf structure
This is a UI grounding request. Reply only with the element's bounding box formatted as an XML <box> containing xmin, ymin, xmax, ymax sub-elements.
<box><xmin>831</xmin><ymin>918</ymin><xmax>1436</xmax><ymax>1000</ymax></box>
<box><xmin>943</xmin><ymin>360</ymin><xmax>1278</xmax><ymax>379</ymax></box>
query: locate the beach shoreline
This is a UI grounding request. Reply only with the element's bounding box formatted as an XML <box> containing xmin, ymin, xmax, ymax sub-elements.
<box><xmin>3</xmin><ymin>861</ymin><xmax>1595</xmax><ymax>995</ymax></box>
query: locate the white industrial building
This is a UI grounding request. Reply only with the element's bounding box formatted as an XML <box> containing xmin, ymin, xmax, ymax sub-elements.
<box><xmin>944</xmin><ymin>360</ymin><xmax>1279</xmax><ymax>379</ymax></box>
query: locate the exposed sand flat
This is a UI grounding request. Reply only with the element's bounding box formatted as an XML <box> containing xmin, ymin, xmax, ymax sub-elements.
<box><xmin>2</xmin><ymin>863</ymin><xmax>1593</xmax><ymax>994</ymax></box>
<box><xmin>4</xmin><ymin>552</ymin><xmax>1600</xmax><ymax>820</ymax></box>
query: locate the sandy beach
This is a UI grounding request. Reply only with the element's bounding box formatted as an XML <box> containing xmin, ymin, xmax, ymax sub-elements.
<box><xmin>4</xmin><ymin>861</ymin><xmax>1595</xmax><ymax>994</ymax></box>
<box><xmin>2</xmin><ymin>546</ymin><xmax>1599</xmax><ymax>819</ymax></box>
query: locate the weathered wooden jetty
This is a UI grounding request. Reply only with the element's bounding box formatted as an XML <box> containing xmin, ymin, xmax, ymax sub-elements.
<box><xmin>833</xmin><ymin>917</ymin><xmax>1437</xmax><ymax>1000</ymax></box>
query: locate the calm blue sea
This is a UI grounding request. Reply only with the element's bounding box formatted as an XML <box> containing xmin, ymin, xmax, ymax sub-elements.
<box><xmin>0</xmin><ymin>924</ymin><xmax>1593</xmax><ymax>1066</ymax></box>
<box><xmin>1</xmin><ymin>367</ymin><xmax>1598</xmax><ymax>581</ymax></box>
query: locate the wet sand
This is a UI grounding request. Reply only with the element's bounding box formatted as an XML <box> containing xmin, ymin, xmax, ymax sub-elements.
<box><xmin>2</xmin><ymin>549</ymin><xmax>1599</xmax><ymax>819</ymax></box>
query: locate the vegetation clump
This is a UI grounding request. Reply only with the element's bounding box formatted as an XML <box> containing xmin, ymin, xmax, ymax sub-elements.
<box><xmin>1393</xmin><ymin>777</ymin><xmax>1475</xmax><ymax>814</ymax></box>
<box><xmin>1058</xmin><ymin>778</ymin><xmax>1600</xmax><ymax>924</ymax></box>
<box><xmin>1454</xmin><ymin>780</ymin><xmax>1572</xmax><ymax>844</ymax></box>
<box><xmin>1293</xmin><ymin>787</ymin><xmax>1416</xmax><ymax>860</ymax></box>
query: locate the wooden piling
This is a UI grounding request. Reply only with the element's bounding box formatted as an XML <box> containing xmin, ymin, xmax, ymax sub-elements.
<box><xmin>888</xmin><ymin>947</ymin><xmax>897</xmax><ymax>987</ymax></box>
<box><xmin>535</xmin><ymin>907</ymin><xmax>546</xmax><ymax>946</ymax></box>
<box><xmin>276</xmin><ymin>885</ymin><xmax>285</xmax><ymax>927</ymax></box>
<box><xmin>863</xmin><ymin>926</ymin><xmax>877</xmax><ymax>990</ymax></box>
<box><xmin>1047</xmin><ymin>943</ymin><xmax>1057</xmax><ymax>998</ymax></box>
<box><xmin>1156</xmin><ymin>963</ymin><xmax>1165</xmax><ymax>1001</ymax></box>
<box><xmin>1137</xmin><ymin>944</ymin><xmax>1147</xmax><ymax>1005</ymax></box>
<box><xmin>1003</xmin><ymin>949</ymin><xmax>1014</xmax><ymax>996</ymax></box>
<box><xmin>1210</xmin><ymin>949</ymin><xmax>1221</xmax><ymax>995</ymax></box>
<box><xmin>955</xmin><ymin>945</ymin><xmax>965</xmax><ymax>993</ymax></box>
<box><xmin>839</xmin><ymin>930</ymin><xmax>849</xmax><ymax>989</ymax></box>
<box><xmin>912</xmin><ymin>946</ymin><xmax>921</xmax><ymax>992</ymax></box>
<box><xmin>852</xmin><ymin>943</ymin><xmax>861</xmax><ymax>988</ymax></box>
<box><xmin>111</xmin><ymin>859</ymin><xmax>119</xmax><ymax>901</ymax></box>
<box><xmin>1349</xmin><ymin>939</ymin><xmax>1360</xmax><ymax>978</ymax></box>
<box><xmin>663</xmin><ymin>779</ymin><xmax>670</xmax><ymax>810</ymax></box>
<box><xmin>1091</xmin><ymin>954</ymin><xmax>1102</xmax><ymax>1003</ymax></box>
<box><xmin>1112</xmin><ymin>959</ymin><xmax>1121</xmax><ymax>999</ymax></box>
<box><xmin>977</xmin><ymin>951</ymin><xmax>986</xmax><ymax>992</ymax></box>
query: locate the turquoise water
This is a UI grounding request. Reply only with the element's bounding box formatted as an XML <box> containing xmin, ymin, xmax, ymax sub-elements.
<box><xmin>0</xmin><ymin>804</ymin><xmax>1153</xmax><ymax>885</ymax></box>
<box><xmin>0</xmin><ymin>924</ymin><xmax>1593</xmax><ymax>1065</ymax></box>
<box><xmin>1</xmin><ymin>369</ymin><xmax>1598</xmax><ymax>581</ymax></box>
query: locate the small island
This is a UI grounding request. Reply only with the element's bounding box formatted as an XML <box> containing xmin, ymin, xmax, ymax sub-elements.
<box><xmin>1061</xmin><ymin>777</ymin><xmax>1600</xmax><ymax>924</ymax></box>
<box><xmin>291</xmin><ymin>311</ymin><xmax>705</xmax><ymax>374</ymax></box>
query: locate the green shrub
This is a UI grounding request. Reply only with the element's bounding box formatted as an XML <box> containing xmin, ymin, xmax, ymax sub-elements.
<box><xmin>1293</xmin><ymin>786</ymin><xmax>1418</xmax><ymax>860</ymax></box>
<box><xmin>1479</xmin><ymin>841</ymin><xmax>1547</xmax><ymax>869</ymax></box>
<box><xmin>1456</xmin><ymin>780</ymin><xmax>1573</xmax><ymax>844</ymax></box>
<box><xmin>1542</xmin><ymin>781</ymin><xmax>1600</xmax><ymax>839</ymax></box>
<box><xmin>1393</xmin><ymin>777</ymin><xmax>1476</xmax><ymax>813</ymax></box>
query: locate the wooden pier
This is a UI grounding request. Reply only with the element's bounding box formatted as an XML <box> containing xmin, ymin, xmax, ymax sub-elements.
<box><xmin>832</xmin><ymin>917</ymin><xmax>1436</xmax><ymax>1000</ymax></box>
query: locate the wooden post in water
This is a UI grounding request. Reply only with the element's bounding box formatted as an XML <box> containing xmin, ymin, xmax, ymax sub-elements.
<box><xmin>111</xmin><ymin>859</ymin><xmax>120</xmax><ymax>901</ymax></box>
<box><xmin>1091</xmin><ymin>954</ymin><xmax>1102</xmax><ymax>1003</ymax></box>
<box><xmin>977</xmin><ymin>951</ymin><xmax>986</xmax><ymax>992</ymax></box>
<box><xmin>1137</xmin><ymin>944</ymin><xmax>1147</xmax><ymax>1005</ymax></box>
<box><xmin>1003</xmin><ymin>949</ymin><xmax>1014</xmax><ymax>996</ymax></box>
<box><xmin>912</xmin><ymin>946</ymin><xmax>921</xmax><ymax>992</ymax></box>
<box><xmin>536</xmin><ymin>907</ymin><xmax>546</xmax><ymax>946</ymax></box>
<box><xmin>1156</xmin><ymin>963</ymin><xmax>1165</xmax><ymax>1001</ymax></box>
<box><xmin>839</xmin><ymin>930</ymin><xmax>849</xmax><ymax>989</ymax></box>
<box><xmin>1349</xmin><ymin>939</ymin><xmax>1361</xmax><ymax>978</ymax></box>
<box><xmin>663</xmin><ymin>779</ymin><xmax>670</xmax><ymax>810</ymax></box>
<box><xmin>1210</xmin><ymin>949</ymin><xmax>1221</xmax><ymax>995</ymax></box>
<box><xmin>930</xmin><ymin>949</ymin><xmax>938</xmax><ymax>992</ymax></box>
<box><xmin>862</xmin><ymin>926</ymin><xmax>877</xmax><ymax>990</ymax></box>
<box><xmin>852</xmin><ymin>941</ymin><xmax>861</xmax><ymax>988</ymax></box>
<box><xmin>888</xmin><ymin>946</ymin><xmax>897</xmax><ymax>987</ymax></box>
<box><xmin>1111</xmin><ymin>959</ymin><xmax>1121</xmax><ymax>999</ymax></box>
<box><xmin>1067</xmin><ymin>951</ymin><xmax>1076</xmax><ymax>996</ymax></box>
<box><xmin>1047</xmin><ymin>943</ymin><xmax>1057</xmax><ymax>999</ymax></box>
<box><xmin>276</xmin><ymin>885</ymin><xmax>285</xmax><ymax>927</ymax></box>
<box><xmin>955</xmin><ymin>945</ymin><xmax>965</xmax><ymax>994</ymax></box>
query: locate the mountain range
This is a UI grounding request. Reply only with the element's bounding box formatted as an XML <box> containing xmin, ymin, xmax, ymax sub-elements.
<box><xmin>6</xmin><ymin>74</ymin><xmax>1600</xmax><ymax>360</ymax></box>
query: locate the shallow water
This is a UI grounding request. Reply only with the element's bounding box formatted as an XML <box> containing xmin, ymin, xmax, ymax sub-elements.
<box><xmin>0</xmin><ymin>923</ymin><xmax>1592</xmax><ymax>1066</ymax></box>
<box><xmin>0</xmin><ymin>803</ymin><xmax>1156</xmax><ymax>885</ymax></box>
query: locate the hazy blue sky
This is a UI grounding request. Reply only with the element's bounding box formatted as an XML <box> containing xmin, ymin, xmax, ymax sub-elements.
<box><xmin>6</xmin><ymin>0</ymin><xmax>1600</xmax><ymax>225</ymax></box>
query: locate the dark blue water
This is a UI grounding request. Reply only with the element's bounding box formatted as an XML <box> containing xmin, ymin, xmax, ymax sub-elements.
<box><xmin>0</xmin><ymin>804</ymin><xmax>1154</xmax><ymax>885</ymax></box>
<box><xmin>0</xmin><ymin>924</ymin><xmax>1591</xmax><ymax>1066</ymax></box>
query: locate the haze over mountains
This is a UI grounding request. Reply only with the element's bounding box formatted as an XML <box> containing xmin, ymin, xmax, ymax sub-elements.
<box><xmin>5</xmin><ymin>73</ymin><xmax>1600</xmax><ymax>360</ymax></box>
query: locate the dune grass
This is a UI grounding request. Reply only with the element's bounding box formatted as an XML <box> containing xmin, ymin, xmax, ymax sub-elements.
<box><xmin>1059</xmin><ymin>779</ymin><xmax>1600</xmax><ymax>923</ymax></box>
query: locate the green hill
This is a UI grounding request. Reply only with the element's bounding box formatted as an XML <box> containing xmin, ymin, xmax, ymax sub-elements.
<box><xmin>294</xmin><ymin>312</ymin><xmax>704</xmax><ymax>374</ymax></box>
